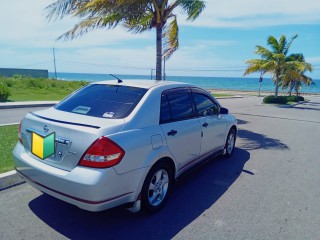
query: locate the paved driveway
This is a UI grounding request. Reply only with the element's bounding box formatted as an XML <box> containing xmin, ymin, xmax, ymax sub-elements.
<box><xmin>0</xmin><ymin>96</ymin><xmax>319</xmax><ymax>240</ymax></box>
<box><xmin>0</xmin><ymin>107</ymin><xmax>50</xmax><ymax>125</ymax></box>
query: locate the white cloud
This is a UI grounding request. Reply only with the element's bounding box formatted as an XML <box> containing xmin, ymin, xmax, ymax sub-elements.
<box><xmin>0</xmin><ymin>0</ymin><xmax>319</xmax><ymax>78</ymax></box>
<box><xmin>307</xmin><ymin>56</ymin><xmax>320</xmax><ymax>64</ymax></box>
<box><xmin>31</xmin><ymin>45</ymin><xmax>158</xmax><ymax>76</ymax></box>
<box><xmin>179</xmin><ymin>0</ymin><xmax>320</xmax><ymax>27</ymax></box>
<box><xmin>0</xmin><ymin>0</ymin><xmax>154</xmax><ymax>73</ymax></box>
<box><xmin>188</xmin><ymin>40</ymin><xmax>237</xmax><ymax>49</ymax></box>
<box><xmin>0</xmin><ymin>0</ymin><xmax>151</xmax><ymax>49</ymax></box>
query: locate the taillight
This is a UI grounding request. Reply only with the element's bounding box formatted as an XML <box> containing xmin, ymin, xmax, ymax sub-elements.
<box><xmin>79</xmin><ymin>137</ymin><xmax>125</xmax><ymax>168</ymax></box>
<box><xmin>18</xmin><ymin>121</ymin><xmax>22</xmax><ymax>144</ymax></box>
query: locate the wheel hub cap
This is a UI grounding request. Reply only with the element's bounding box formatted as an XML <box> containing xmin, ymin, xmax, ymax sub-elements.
<box><xmin>148</xmin><ymin>169</ymin><xmax>169</xmax><ymax>206</ymax></box>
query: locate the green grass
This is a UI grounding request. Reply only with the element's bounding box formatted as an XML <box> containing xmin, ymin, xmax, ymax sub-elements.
<box><xmin>0</xmin><ymin>75</ymin><xmax>242</xmax><ymax>102</ymax></box>
<box><xmin>0</xmin><ymin>75</ymin><xmax>88</xmax><ymax>101</ymax></box>
<box><xmin>0</xmin><ymin>125</ymin><xmax>19</xmax><ymax>174</ymax></box>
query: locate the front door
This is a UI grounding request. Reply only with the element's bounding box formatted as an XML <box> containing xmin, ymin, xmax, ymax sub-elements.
<box><xmin>192</xmin><ymin>91</ymin><xmax>227</xmax><ymax>156</ymax></box>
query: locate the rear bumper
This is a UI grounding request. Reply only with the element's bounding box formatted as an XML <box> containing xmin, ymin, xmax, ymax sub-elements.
<box><xmin>13</xmin><ymin>142</ymin><xmax>144</xmax><ymax>212</ymax></box>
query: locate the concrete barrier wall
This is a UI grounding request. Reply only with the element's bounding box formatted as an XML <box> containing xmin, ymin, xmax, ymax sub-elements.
<box><xmin>0</xmin><ymin>68</ymin><xmax>48</xmax><ymax>78</ymax></box>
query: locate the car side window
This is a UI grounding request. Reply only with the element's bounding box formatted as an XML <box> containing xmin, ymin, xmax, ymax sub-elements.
<box><xmin>160</xmin><ymin>95</ymin><xmax>171</xmax><ymax>123</ymax></box>
<box><xmin>160</xmin><ymin>92</ymin><xmax>194</xmax><ymax>123</ymax></box>
<box><xmin>193</xmin><ymin>93</ymin><xmax>219</xmax><ymax>116</ymax></box>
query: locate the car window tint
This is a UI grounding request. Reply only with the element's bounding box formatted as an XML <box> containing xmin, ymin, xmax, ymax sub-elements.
<box><xmin>166</xmin><ymin>92</ymin><xmax>194</xmax><ymax>122</ymax></box>
<box><xmin>160</xmin><ymin>95</ymin><xmax>172</xmax><ymax>123</ymax></box>
<box><xmin>55</xmin><ymin>84</ymin><xmax>148</xmax><ymax>119</ymax></box>
<box><xmin>193</xmin><ymin>93</ymin><xmax>219</xmax><ymax>116</ymax></box>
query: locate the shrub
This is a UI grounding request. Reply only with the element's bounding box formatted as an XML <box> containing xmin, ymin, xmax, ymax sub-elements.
<box><xmin>263</xmin><ymin>95</ymin><xmax>288</xmax><ymax>104</ymax></box>
<box><xmin>286</xmin><ymin>96</ymin><xmax>304</xmax><ymax>102</ymax></box>
<box><xmin>26</xmin><ymin>78</ymin><xmax>44</xmax><ymax>89</ymax></box>
<box><xmin>12</xmin><ymin>74</ymin><xmax>26</xmax><ymax>81</ymax></box>
<box><xmin>0</xmin><ymin>83</ymin><xmax>11</xmax><ymax>102</ymax></box>
<box><xmin>4</xmin><ymin>80</ymin><xmax>14</xmax><ymax>87</ymax></box>
<box><xmin>50</xmin><ymin>82</ymin><xmax>58</xmax><ymax>88</ymax></box>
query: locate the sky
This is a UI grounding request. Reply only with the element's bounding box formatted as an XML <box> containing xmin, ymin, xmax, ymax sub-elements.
<box><xmin>0</xmin><ymin>0</ymin><xmax>320</xmax><ymax>79</ymax></box>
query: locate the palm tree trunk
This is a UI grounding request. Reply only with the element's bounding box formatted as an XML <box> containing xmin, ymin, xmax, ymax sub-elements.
<box><xmin>289</xmin><ymin>80</ymin><xmax>295</xmax><ymax>96</ymax></box>
<box><xmin>156</xmin><ymin>26</ymin><xmax>162</xmax><ymax>80</ymax></box>
<box><xmin>274</xmin><ymin>76</ymin><xmax>279</xmax><ymax>97</ymax></box>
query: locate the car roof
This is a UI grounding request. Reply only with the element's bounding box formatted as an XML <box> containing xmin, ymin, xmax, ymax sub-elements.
<box><xmin>91</xmin><ymin>79</ymin><xmax>194</xmax><ymax>89</ymax></box>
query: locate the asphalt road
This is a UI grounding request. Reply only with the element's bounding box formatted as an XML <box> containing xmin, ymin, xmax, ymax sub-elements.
<box><xmin>0</xmin><ymin>107</ymin><xmax>49</xmax><ymax>125</ymax></box>
<box><xmin>1</xmin><ymin>97</ymin><xmax>319</xmax><ymax>240</ymax></box>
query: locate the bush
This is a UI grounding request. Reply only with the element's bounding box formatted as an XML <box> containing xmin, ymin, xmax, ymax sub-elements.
<box><xmin>0</xmin><ymin>83</ymin><xmax>11</xmax><ymax>102</ymax></box>
<box><xmin>12</xmin><ymin>74</ymin><xmax>26</xmax><ymax>81</ymax></box>
<box><xmin>286</xmin><ymin>96</ymin><xmax>304</xmax><ymax>102</ymax></box>
<box><xmin>4</xmin><ymin>80</ymin><xmax>14</xmax><ymax>87</ymax></box>
<box><xmin>26</xmin><ymin>78</ymin><xmax>44</xmax><ymax>89</ymax></box>
<box><xmin>263</xmin><ymin>95</ymin><xmax>288</xmax><ymax>104</ymax></box>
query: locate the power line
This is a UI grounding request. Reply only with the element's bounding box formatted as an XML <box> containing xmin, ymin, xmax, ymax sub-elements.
<box><xmin>56</xmin><ymin>59</ymin><xmax>247</xmax><ymax>72</ymax></box>
<box><xmin>56</xmin><ymin>59</ymin><xmax>152</xmax><ymax>70</ymax></box>
<box><xmin>17</xmin><ymin>61</ymin><xmax>52</xmax><ymax>68</ymax></box>
<box><xmin>13</xmin><ymin>57</ymin><xmax>320</xmax><ymax>73</ymax></box>
<box><xmin>167</xmin><ymin>68</ymin><xmax>246</xmax><ymax>72</ymax></box>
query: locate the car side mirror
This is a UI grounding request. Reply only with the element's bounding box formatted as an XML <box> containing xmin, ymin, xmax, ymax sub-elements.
<box><xmin>220</xmin><ymin>107</ymin><xmax>229</xmax><ymax>114</ymax></box>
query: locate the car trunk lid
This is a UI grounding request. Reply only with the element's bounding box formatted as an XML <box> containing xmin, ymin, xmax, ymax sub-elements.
<box><xmin>20</xmin><ymin>107</ymin><xmax>125</xmax><ymax>171</ymax></box>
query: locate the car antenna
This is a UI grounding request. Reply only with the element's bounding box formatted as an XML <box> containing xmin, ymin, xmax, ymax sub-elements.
<box><xmin>109</xmin><ymin>74</ymin><xmax>123</xmax><ymax>83</ymax></box>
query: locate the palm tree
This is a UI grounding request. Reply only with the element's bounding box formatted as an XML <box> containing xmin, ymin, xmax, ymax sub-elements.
<box><xmin>281</xmin><ymin>54</ymin><xmax>313</xmax><ymax>96</ymax></box>
<box><xmin>46</xmin><ymin>0</ymin><xmax>206</xmax><ymax>80</ymax></box>
<box><xmin>244</xmin><ymin>34</ymin><xmax>307</xmax><ymax>96</ymax></box>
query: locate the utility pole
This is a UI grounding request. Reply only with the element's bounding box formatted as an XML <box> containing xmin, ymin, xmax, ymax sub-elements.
<box><xmin>258</xmin><ymin>71</ymin><xmax>263</xmax><ymax>97</ymax></box>
<box><xmin>53</xmin><ymin>47</ymin><xmax>57</xmax><ymax>79</ymax></box>
<box><xmin>151</xmin><ymin>69</ymin><xmax>155</xmax><ymax>80</ymax></box>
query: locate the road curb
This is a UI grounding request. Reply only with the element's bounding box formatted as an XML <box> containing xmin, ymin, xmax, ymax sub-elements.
<box><xmin>0</xmin><ymin>170</ymin><xmax>25</xmax><ymax>190</ymax></box>
<box><xmin>216</xmin><ymin>95</ymin><xmax>244</xmax><ymax>99</ymax></box>
<box><xmin>0</xmin><ymin>102</ymin><xmax>57</xmax><ymax>109</ymax></box>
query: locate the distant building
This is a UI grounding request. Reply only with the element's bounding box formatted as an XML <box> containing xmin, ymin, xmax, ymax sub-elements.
<box><xmin>0</xmin><ymin>68</ymin><xmax>48</xmax><ymax>78</ymax></box>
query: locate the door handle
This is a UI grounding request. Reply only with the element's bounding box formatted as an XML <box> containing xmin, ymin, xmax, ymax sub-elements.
<box><xmin>202</xmin><ymin>122</ymin><xmax>208</xmax><ymax>128</ymax></box>
<box><xmin>167</xmin><ymin>130</ymin><xmax>178</xmax><ymax>136</ymax></box>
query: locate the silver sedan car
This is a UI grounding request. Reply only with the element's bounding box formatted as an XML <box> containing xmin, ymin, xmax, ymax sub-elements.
<box><xmin>13</xmin><ymin>80</ymin><xmax>237</xmax><ymax>213</ymax></box>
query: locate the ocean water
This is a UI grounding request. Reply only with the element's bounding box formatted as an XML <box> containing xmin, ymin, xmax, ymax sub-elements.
<box><xmin>49</xmin><ymin>72</ymin><xmax>320</xmax><ymax>94</ymax></box>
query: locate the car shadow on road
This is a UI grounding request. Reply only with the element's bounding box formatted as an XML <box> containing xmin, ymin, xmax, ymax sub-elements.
<box><xmin>29</xmin><ymin>148</ymin><xmax>250</xmax><ymax>239</ymax></box>
<box><xmin>237</xmin><ymin>129</ymin><xmax>289</xmax><ymax>150</ymax></box>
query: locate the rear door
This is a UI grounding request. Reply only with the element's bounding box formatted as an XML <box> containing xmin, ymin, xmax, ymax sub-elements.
<box><xmin>160</xmin><ymin>88</ymin><xmax>202</xmax><ymax>171</ymax></box>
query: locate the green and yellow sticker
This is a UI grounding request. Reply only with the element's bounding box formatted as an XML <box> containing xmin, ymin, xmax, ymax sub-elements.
<box><xmin>31</xmin><ymin>132</ymin><xmax>55</xmax><ymax>159</ymax></box>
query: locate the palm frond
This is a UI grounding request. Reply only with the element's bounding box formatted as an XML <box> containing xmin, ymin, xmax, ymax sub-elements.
<box><xmin>57</xmin><ymin>15</ymin><xmax>120</xmax><ymax>40</ymax></box>
<box><xmin>277</xmin><ymin>35</ymin><xmax>286</xmax><ymax>53</ymax></box>
<box><xmin>163</xmin><ymin>16</ymin><xmax>179</xmax><ymax>60</ymax></box>
<box><xmin>46</xmin><ymin>0</ymin><xmax>88</xmax><ymax>21</ymax></box>
<box><xmin>243</xmin><ymin>59</ymin><xmax>267</xmax><ymax>75</ymax></box>
<box><xmin>255</xmin><ymin>45</ymin><xmax>273</xmax><ymax>59</ymax></box>
<box><xmin>179</xmin><ymin>0</ymin><xmax>206</xmax><ymax>21</ymax></box>
<box><xmin>125</xmin><ymin>11</ymin><xmax>154</xmax><ymax>33</ymax></box>
<box><xmin>267</xmin><ymin>35</ymin><xmax>280</xmax><ymax>53</ymax></box>
<box><xmin>284</xmin><ymin>34</ymin><xmax>298</xmax><ymax>55</ymax></box>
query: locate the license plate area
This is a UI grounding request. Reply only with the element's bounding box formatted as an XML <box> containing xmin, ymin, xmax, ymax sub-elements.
<box><xmin>31</xmin><ymin>131</ymin><xmax>56</xmax><ymax>160</ymax></box>
<box><xmin>27</xmin><ymin>128</ymin><xmax>72</xmax><ymax>161</ymax></box>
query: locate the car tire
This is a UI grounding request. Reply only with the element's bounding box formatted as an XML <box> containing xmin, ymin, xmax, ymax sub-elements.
<box><xmin>224</xmin><ymin>128</ymin><xmax>236</xmax><ymax>157</ymax></box>
<box><xmin>141</xmin><ymin>162</ymin><xmax>172</xmax><ymax>213</ymax></box>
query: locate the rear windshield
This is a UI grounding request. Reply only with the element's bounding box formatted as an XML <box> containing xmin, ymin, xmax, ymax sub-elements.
<box><xmin>55</xmin><ymin>84</ymin><xmax>148</xmax><ymax>119</ymax></box>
